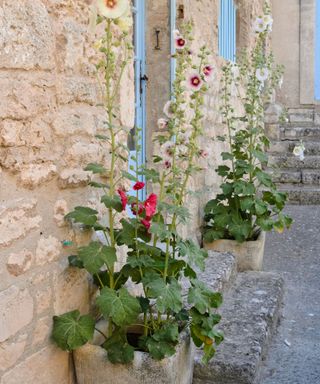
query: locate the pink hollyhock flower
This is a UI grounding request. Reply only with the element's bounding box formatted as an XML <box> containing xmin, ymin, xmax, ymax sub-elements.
<box><xmin>144</xmin><ymin>193</ymin><xmax>157</xmax><ymax>219</ymax></box>
<box><xmin>97</xmin><ymin>0</ymin><xmax>129</xmax><ymax>19</ymax></box>
<box><xmin>164</xmin><ymin>160</ymin><xmax>172</xmax><ymax>169</ymax></box>
<box><xmin>199</xmin><ymin>149</ymin><xmax>209</xmax><ymax>158</ymax></box>
<box><xmin>133</xmin><ymin>181</ymin><xmax>145</xmax><ymax>191</ymax></box>
<box><xmin>175</xmin><ymin>35</ymin><xmax>186</xmax><ymax>50</ymax></box>
<box><xmin>203</xmin><ymin>65</ymin><xmax>214</xmax><ymax>81</ymax></box>
<box><xmin>157</xmin><ymin>118</ymin><xmax>169</xmax><ymax>130</ymax></box>
<box><xmin>141</xmin><ymin>219</ymin><xmax>151</xmax><ymax>231</ymax></box>
<box><xmin>117</xmin><ymin>189</ymin><xmax>128</xmax><ymax>211</ymax></box>
<box><xmin>187</xmin><ymin>72</ymin><xmax>203</xmax><ymax>91</ymax></box>
<box><xmin>131</xmin><ymin>202</ymin><xmax>144</xmax><ymax>216</ymax></box>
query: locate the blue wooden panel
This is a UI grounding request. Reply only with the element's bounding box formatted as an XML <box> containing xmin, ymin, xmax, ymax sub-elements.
<box><xmin>219</xmin><ymin>0</ymin><xmax>237</xmax><ymax>61</ymax></box>
<box><xmin>315</xmin><ymin>0</ymin><xmax>320</xmax><ymax>100</ymax></box>
<box><xmin>130</xmin><ymin>0</ymin><xmax>146</xmax><ymax>201</ymax></box>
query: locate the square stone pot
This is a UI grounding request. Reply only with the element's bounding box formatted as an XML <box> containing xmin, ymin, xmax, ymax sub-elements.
<box><xmin>73</xmin><ymin>329</ymin><xmax>195</xmax><ymax>384</ymax></box>
<box><xmin>204</xmin><ymin>231</ymin><xmax>266</xmax><ymax>271</ymax></box>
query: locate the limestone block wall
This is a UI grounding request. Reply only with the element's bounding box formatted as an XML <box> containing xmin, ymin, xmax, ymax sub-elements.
<box><xmin>0</xmin><ymin>1</ymin><xmax>134</xmax><ymax>383</ymax></box>
<box><xmin>0</xmin><ymin>0</ymin><xmax>266</xmax><ymax>382</ymax></box>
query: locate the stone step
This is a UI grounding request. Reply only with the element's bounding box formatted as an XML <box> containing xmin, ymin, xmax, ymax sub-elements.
<box><xmin>268</xmin><ymin>169</ymin><xmax>320</xmax><ymax>185</ymax></box>
<box><xmin>287</xmin><ymin>108</ymin><xmax>314</xmax><ymax>123</ymax></box>
<box><xmin>280</xmin><ymin>125</ymin><xmax>320</xmax><ymax>140</ymax></box>
<box><xmin>199</xmin><ymin>251</ymin><xmax>237</xmax><ymax>293</ymax></box>
<box><xmin>268</xmin><ymin>141</ymin><xmax>320</xmax><ymax>156</ymax></box>
<box><xmin>193</xmin><ymin>272</ymin><xmax>284</xmax><ymax>384</ymax></box>
<box><xmin>268</xmin><ymin>154</ymin><xmax>320</xmax><ymax>169</ymax></box>
<box><xmin>277</xmin><ymin>184</ymin><xmax>320</xmax><ymax>204</ymax></box>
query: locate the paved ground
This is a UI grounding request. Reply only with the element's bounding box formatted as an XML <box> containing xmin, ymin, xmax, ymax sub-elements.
<box><xmin>260</xmin><ymin>206</ymin><xmax>320</xmax><ymax>384</ymax></box>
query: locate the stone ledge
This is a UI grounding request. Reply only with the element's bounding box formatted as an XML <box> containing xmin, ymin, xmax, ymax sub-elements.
<box><xmin>198</xmin><ymin>251</ymin><xmax>237</xmax><ymax>292</ymax></box>
<box><xmin>193</xmin><ymin>272</ymin><xmax>284</xmax><ymax>384</ymax></box>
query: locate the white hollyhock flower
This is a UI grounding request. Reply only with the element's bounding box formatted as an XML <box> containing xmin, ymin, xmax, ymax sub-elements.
<box><xmin>97</xmin><ymin>0</ymin><xmax>129</xmax><ymax>19</ymax></box>
<box><xmin>161</xmin><ymin>141</ymin><xmax>175</xmax><ymax>159</ymax></box>
<box><xmin>157</xmin><ymin>118</ymin><xmax>169</xmax><ymax>130</ymax></box>
<box><xmin>263</xmin><ymin>14</ymin><xmax>273</xmax><ymax>31</ymax></box>
<box><xmin>172</xmin><ymin>29</ymin><xmax>181</xmax><ymax>39</ymax></box>
<box><xmin>293</xmin><ymin>143</ymin><xmax>305</xmax><ymax>161</ymax></box>
<box><xmin>230</xmin><ymin>64</ymin><xmax>240</xmax><ymax>79</ymax></box>
<box><xmin>256</xmin><ymin>67</ymin><xmax>269</xmax><ymax>82</ymax></box>
<box><xmin>254</xmin><ymin>17</ymin><xmax>265</xmax><ymax>33</ymax></box>
<box><xmin>163</xmin><ymin>100</ymin><xmax>175</xmax><ymax>118</ymax></box>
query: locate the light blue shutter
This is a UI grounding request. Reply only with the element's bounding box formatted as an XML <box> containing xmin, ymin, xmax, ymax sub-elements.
<box><xmin>315</xmin><ymin>0</ymin><xmax>320</xmax><ymax>100</ymax></box>
<box><xmin>170</xmin><ymin>0</ymin><xmax>177</xmax><ymax>94</ymax></box>
<box><xmin>130</xmin><ymin>0</ymin><xmax>146</xmax><ymax>201</ymax></box>
<box><xmin>219</xmin><ymin>0</ymin><xmax>237</xmax><ymax>61</ymax></box>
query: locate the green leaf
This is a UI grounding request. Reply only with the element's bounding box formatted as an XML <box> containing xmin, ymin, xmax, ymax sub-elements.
<box><xmin>216</xmin><ymin>165</ymin><xmax>231</xmax><ymax>177</ymax></box>
<box><xmin>240</xmin><ymin>197</ymin><xmax>254</xmax><ymax>211</ymax></box>
<box><xmin>96</xmin><ymin>287</ymin><xmax>141</xmax><ymax>326</ymax></box>
<box><xmin>229</xmin><ymin>217</ymin><xmax>252</xmax><ymax>242</ymax></box>
<box><xmin>102</xmin><ymin>330</ymin><xmax>135</xmax><ymax>364</ymax></box>
<box><xmin>252</xmin><ymin>149</ymin><xmax>268</xmax><ymax>164</ymax></box>
<box><xmin>221</xmin><ymin>152</ymin><xmax>234</xmax><ymax>161</ymax></box>
<box><xmin>89</xmin><ymin>181</ymin><xmax>107</xmax><ymax>188</ymax></box>
<box><xmin>188</xmin><ymin>281</ymin><xmax>222</xmax><ymax>314</ymax></box>
<box><xmin>255</xmin><ymin>200</ymin><xmax>268</xmax><ymax>216</ymax></box>
<box><xmin>255</xmin><ymin>170</ymin><xmax>274</xmax><ymax>187</ymax></box>
<box><xmin>178</xmin><ymin>240</ymin><xmax>208</xmax><ymax>271</ymax></box>
<box><xmin>143</xmin><ymin>275</ymin><xmax>183</xmax><ymax>314</ymax></box>
<box><xmin>78</xmin><ymin>242</ymin><xmax>117</xmax><ymax>274</ymax></box>
<box><xmin>93</xmin><ymin>271</ymin><xmax>128</xmax><ymax>290</ymax></box>
<box><xmin>52</xmin><ymin>310</ymin><xmax>95</xmax><ymax>351</ymax></box>
<box><xmin>68</xmin><ymin>255</ymin><xmax>84</xmax><ymax>269</ymax></box>
<box><xmin>85</xmin><ymin>163</ymin><xmax>108</xmax><ymax>175</ymax></box>
<box><xmin>122</xmin><ymin>170</ymin><xmax>137</xmax><ymax>181</ymax></box>
<box><xmin>65</xmin><ymin>206</ymin><xmax>98</xmax><ymax>226</ymax></box>
<box><xmin>142</xmin><ymin>323</ymin><xmax>179</xmax><ymax>360</ymax></box>
<box><xmin>101</xmin><ymin>195</ymin><xmax>123</xmax><ymax>213</ymax></box>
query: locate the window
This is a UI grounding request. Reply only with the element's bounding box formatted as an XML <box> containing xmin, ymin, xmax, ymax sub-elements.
<box><xmin>218</xmin><ymin>0</ymin><xmax>237</xmax><ymax>61</ymax></box>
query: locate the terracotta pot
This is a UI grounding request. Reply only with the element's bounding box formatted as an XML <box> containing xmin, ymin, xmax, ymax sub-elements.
<box><xmin>204</xmin><ymin>231</ymin><xmax>266</xmax><ymax>271</ymax></box>
<box><xmin>73</xmin><ymin>328</ymin><xmax>195</xmax><ymax>384</ymax></box>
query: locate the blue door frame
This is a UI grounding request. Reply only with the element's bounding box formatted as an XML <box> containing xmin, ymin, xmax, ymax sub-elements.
<box><xmin>130</xmin><ymin>0</ymin><xmax>146</xmax><ymax>200</ymax></box>
<box><xmin>219</xmin><ymin>0</ymin><xmax>237</xmax><ymax>61</ymax></box>
<box><xmin>315</xmin><ymin>0</ymin><xmax>320</xmax><ymax>100</ymax></box>
<box><xmin>170</xmin><ymin>0</ymin><xmax>177</xmax><ymax>94</ymax></box>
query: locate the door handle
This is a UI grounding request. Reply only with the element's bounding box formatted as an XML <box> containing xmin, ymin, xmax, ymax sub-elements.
<box><xmin>141</xmin><ymin>74</ymin><xmax>149</xmax><ymax>81</ymax></box>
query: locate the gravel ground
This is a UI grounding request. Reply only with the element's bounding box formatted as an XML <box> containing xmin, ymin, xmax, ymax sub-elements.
<box><xmin>260</xmin><ymin>205</ymin><xmax>320</xmax><ymax>384</ymax></box>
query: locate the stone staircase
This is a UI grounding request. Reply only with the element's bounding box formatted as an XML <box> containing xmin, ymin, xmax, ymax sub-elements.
<box><xmin>266</xmin><ymin>108</ymin><xmax>320</xmax><ymax>204</ymax></box>
<box><xmin>193</xmin><ymin>252</ymin><xmax>284</xmax><ymax>384</ymax></box>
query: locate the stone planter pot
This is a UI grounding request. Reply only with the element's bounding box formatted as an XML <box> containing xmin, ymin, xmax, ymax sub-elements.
<box><xmin>204</xmin><ymin>231</ymin><xmax>266</xmax><ymax>271</ymax></box>
<box><xmin>73</xmin><ymin>329</ymin><xmax>195</xmax><ymax>384</ymax></box>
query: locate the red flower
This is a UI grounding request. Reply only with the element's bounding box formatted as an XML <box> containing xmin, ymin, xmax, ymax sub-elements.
<box><xmin>117</xmin><ymin>189</ymin><xmax>128</xmax><ymax>211</ymax></box>
<box><xmin>133</xmin><ymin>181</ymin><xmax>145</xmax><ymax>191</ymax></box>
<box><xmin>144</xmin><ymin>193</ymin><xmax>157</xmax><ymax>219</ymax></box>
<box><xmin>141</xmin><ymin>219</ymin><xmax>151</xmax><ymax>231</ymax></box>
<box><xmin>131</xmin><ymin>202</ymin><xmax>144</xmax><ymax>216</ymax></box>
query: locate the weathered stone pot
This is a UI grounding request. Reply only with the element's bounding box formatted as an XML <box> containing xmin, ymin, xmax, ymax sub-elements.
<box><xmin>73</xmin><ymin>329</ymin><xmax>195</xmax><ymax>384</ymax></box>
<box><xmin>204</xmin><ymin>231</ymin><xmax>266</xmax><ymax>271</ymax></box>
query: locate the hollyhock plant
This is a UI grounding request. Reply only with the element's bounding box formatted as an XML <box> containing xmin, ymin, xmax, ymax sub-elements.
<box><xmin>203</xmin><ymin>65</ymin><xmax>214</xmax><ymax>81</ymax></box>
<box><xmin>204</xmin><ymin>4</ymin><xmax>292</xmax><ymax>244</ymax></box>
<box><xmin>52</xmin><ymin>16</ymin><xmax>222</xmax><ymax>369</ymax></box>
<box><xmin>175</xmin><ymin>33</ymin><xmax>187</xmax><ymax>50</ymax></box>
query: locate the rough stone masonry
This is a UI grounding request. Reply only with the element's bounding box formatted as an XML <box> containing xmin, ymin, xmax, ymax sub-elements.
<box><xmin>0</xmin><ymin>0</ymin><xmax>266</xmax><ymax>382</ymax></box>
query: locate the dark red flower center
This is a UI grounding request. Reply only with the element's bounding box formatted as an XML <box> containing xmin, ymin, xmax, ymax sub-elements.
<box><xmin>177</xmin><ymin>38</ymin><xmax>185</xmax><ymax>47</ymax></box>
<box><xmin>191</xmin><ymin>76</ymin><xmax>200</xmax><ymax>86</ymax></box>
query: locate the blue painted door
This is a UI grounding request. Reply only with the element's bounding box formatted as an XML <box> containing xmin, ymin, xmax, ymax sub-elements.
<box><xmin>315</xmin><ymin>0</ymin><xmax>320</xmax><ymax>100</ymax></box>
<box><xmin>219</xmin><ymin>0</ymin><xmax>237</xmax><ymax>61</ymax></box>
<box><xmin>129</xmin><ymin>0</ymin><xmax>146</xmax><ymax>200</ymax></box>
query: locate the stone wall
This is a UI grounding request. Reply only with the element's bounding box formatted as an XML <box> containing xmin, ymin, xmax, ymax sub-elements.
<box><xmin>0</xmin><ymin>1</ymin><xmax>134</xmax><ymax>383</ymax></box>
<box><xmin>0</xmin><ymin>0</ymin><xmax>265</xmax><ymax>382</ymax></box>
